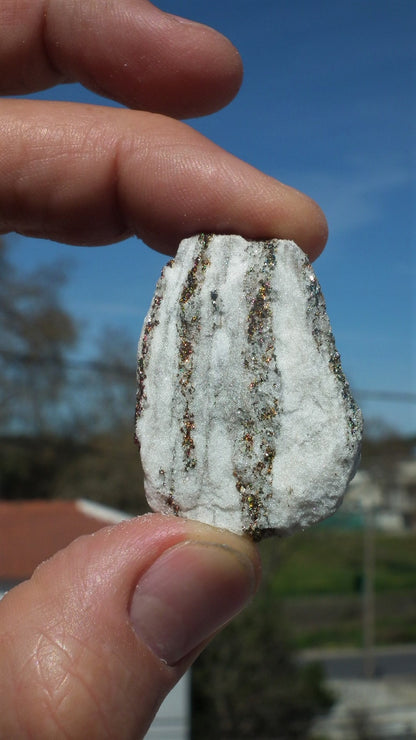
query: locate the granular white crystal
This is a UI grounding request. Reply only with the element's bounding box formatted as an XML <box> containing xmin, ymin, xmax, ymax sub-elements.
<box><xmin>135</xmin><ymin>234</ymin><xmax>363</xmax><ymax>539</ymax></box>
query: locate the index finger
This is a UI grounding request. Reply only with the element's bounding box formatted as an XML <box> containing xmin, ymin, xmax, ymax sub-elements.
<box><xmin>0</xmin><ymin>0</ymin><xmax>243</xmax><ymax>119</ymax></box>
<box><xmin>0</xmin><ymin>100</ymin><xmax>328</xmax><ymax>259</ymax></box>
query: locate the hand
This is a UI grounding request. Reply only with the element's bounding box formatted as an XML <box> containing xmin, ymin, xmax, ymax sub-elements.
<box><xmin>0</xmin><ymin>514</ymin><xmax>261</xmax><ymax>738</ymax></box>
<box><xmin>0</xmin><ymin>1</ymin><xmax>328</xmax><ymax>737</ymax></box>
<box><xmin>0</xmin><ymin>0</ymin><xmax>327</xmax><ymax>257</ymax></box>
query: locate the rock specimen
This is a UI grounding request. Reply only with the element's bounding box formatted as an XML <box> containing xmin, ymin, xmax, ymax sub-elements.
<box><xmin>135</xmin><ymin>234</ymin><xmax>363</xmax><ymax>539</ymax></box>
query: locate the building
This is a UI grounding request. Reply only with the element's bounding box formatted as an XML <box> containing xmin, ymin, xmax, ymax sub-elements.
<box><xmin>341</xmin><ymin>462</ymin><xmax>416</xmax><ymax>532</ymax></box>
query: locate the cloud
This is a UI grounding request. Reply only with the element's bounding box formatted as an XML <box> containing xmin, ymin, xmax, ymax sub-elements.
<box><xmin>297</xmin><ymin>157</ymin><xmax>411</xmax><ymax>235</ymax></box>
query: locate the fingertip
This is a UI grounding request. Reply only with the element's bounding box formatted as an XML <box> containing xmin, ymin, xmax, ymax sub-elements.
<box><xmin>128</xmin><ymin>121</ymin><xmax>327</xmax><ymax>260</ymax></box>
<box><xmin>0</xmin><ymin>103</ymin><xmax>327</xmax><ymax>257</ymax></box>
<box><xmin>167</xmin><ymin>12</ymin><xmax>244</xmax><ymax>112</ymax></box>
<box><xmin>309</xmin><ymin>208</ymin><xmax>329</xmax><ymax>261</ymax></box>
<box><xmin>276</xmin><ymin>186</ymin><xmax>329</xmax><ymax>262</ymax></box>
<box><xmin>181</xmin><ymin>518</ymin><xmax>262</xmax><ymax>586</ymax></box>
<box><xmin>129</xmin><ymin>537</ymin><xmax>258</xmax><ymax>666</ymax></box>
<box><xmin>159</xmin><ymin>13</ymin><xmax>244</xmax><ymax>117</ymax></box>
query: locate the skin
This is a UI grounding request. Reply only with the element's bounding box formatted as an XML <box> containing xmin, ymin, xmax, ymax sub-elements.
<box><xmin>0</xmin><ymin>1</ymin><xmax>328</xmax><ymax>737</ymax></box>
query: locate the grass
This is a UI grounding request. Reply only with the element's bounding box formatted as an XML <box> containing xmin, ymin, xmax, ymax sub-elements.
<box><xmin>258</xmin><ymin>528</ymin><xmax>416</xmax><ymax>648</ymax></box>
<box><xmin>282</xmin><ymin>590</ymin><xmax>416</xmax><ymax>649</ymax></box>
<box><xmin>261</xmin><ymin>528</ymin><xmax>416</xmax><ymax>596</ymax></box>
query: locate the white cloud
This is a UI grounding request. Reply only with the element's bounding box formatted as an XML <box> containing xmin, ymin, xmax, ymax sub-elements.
<box><xmin>297</xmin><ymin>157</ymin><xmax>411</xmax><ymax>235</ymax></box>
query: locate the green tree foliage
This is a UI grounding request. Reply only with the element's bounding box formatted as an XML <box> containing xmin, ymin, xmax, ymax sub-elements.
<box><xmin>0</xmin><ymin>435</ymin><xmax>87</xmax><ymax>500</ymax></box>
<box><xmin>0</xmin><ymin>433</ymin><xmax>148</xmax><ymax>514</ymax></box>
<box><xmin>55</xmin><ymin>431</ymin><xmax>148</xmax><ymax>515</ymax></box>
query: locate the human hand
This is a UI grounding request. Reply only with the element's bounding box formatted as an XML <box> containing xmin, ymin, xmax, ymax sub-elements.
<box><xmin>0</xmin><ymin>0</ymin><xmax>327</xmax><ymax>257</ymax></box>
<box><xmin>0</xmin><ymin>515</ymin><xmax>261</xmax><ymax>738</ymax></box>
<box><xmin>0</xmin><ymin>1</ymin><xmax>328</xmax><ymax>737</ymax></box>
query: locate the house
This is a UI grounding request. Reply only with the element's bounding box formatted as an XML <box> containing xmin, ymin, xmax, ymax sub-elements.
<box><xmin>343</xmin><ymin>470</ymin><xmax>383</xmax><ymax>512</ymax></box>
<box><xmin>0</xmin><ymin>498</ymin><xmax>130</xmax><ymax>596</ymax></box>
<box><xmin>0</xmin><ymin>499</ymin><xmax>189</xmax><ymax>739</ymax></box>
<box><xmin>395</xmin><ymin>460</ymin><xmax>416</xmax><ymax>527</ymax></box>
<box><xmin>341</xmin><ymin>461</ymin><xmax>416</xmax><ymax>532</ymax></box>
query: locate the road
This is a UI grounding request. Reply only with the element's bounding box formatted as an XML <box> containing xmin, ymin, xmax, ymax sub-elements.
<box><xmin>299</xmin><ymin>644</ymin><xmax>416</xmax><ymax>679</ymax></box>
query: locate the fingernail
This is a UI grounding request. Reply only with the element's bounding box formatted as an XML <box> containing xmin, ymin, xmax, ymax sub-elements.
<box><xmin>129</xmin><ymin>541</ymin><xmax>256</xmax><ymax>666</ymax></box>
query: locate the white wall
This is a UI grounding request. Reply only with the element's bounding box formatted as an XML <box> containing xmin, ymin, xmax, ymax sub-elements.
<box><xmin>145</xmin><ymin>672</ymin><xmax>190</xmax><ymax>740</ymax></box>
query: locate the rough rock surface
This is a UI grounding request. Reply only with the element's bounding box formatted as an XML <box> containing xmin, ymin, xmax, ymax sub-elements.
<box><xmin>135</xmin><ymin>234</ymin><xmax>363</xmax><ymax>539</ymax></box>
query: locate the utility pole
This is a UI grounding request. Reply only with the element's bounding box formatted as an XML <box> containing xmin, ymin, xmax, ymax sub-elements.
<box><xmin>362</xmin><ymin>505</ymin><xmax>375</xmax><ymax>678</ymax></box>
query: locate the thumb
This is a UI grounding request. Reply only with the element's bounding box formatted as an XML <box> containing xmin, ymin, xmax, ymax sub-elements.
<box><xmin>0</xmin><ymin>513</ymin><xmax>260</xmax><ymax>739</ymax></box>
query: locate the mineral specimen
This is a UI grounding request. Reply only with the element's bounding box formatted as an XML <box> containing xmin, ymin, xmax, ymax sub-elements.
<box><xmin>135</xmin><ymin>234</ymin><xmax>363</xmax><ymax>539</ymax></box>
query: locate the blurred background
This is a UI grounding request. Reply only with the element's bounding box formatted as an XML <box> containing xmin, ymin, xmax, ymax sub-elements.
<box><xmin>0</xmin><ymin>1</ymin><xmax>415</xmax><ymax>738</ymax></box>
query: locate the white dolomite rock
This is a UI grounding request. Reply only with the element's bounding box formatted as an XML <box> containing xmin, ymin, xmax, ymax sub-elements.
<box><xmin>135</xmin><ymin>234</ymin><xmax>363</xmax><ymax>539</ymax></box>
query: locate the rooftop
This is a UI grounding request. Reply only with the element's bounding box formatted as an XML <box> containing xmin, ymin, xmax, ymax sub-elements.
<box><xmin>0</xmin><ymin>499</ymin><xmax>131</xmax><ymax>585</ymax></box>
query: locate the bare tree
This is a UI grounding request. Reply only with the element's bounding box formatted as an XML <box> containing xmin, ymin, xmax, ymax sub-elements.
<box><xmin>85</xmin><ymin>326</ymin><xmax>137</xmax><ymax>434</ymax></box>
<box><xmin>0</xmin><ymin>241</ymin><xmax>78</xmax><ymax>434</ymax></box>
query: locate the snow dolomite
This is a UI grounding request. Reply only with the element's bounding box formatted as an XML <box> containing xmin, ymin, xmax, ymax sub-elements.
<box><xmin>135</xmin><ymin>234</ymin><xmax>363</xmax><ymax>540</ymax></box>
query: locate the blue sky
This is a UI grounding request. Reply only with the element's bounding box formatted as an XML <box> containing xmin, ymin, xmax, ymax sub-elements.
<box><xmin>7</xmin><ymin>0</ymin><xmax>415</xmax><ymax>435</ymax></box>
